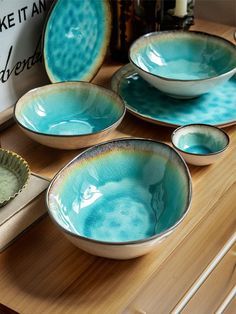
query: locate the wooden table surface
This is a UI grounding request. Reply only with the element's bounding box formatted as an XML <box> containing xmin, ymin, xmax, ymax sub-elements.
<box><xmin>0</xmin><ymin>20</ymin><xmax>235</xmax><ymax>314</ymax></box>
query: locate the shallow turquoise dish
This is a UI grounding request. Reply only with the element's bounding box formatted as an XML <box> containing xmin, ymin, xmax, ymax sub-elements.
<box><xmin>44</xmin><ymin>0</ymin><xmax>111</xmax><ymax>82</ymax></box>
<box><xmin>14</xmin><ymin>82</ymin><xmax>125</xmax><ymax>149</ymax></box>
<box><xmin>47</xmin><ymin>138</ymin><xmax>192</xmax><ymax>259</ymax></box>
<box><xmin>171</xmin><ymin>124</ymin><xmax>229</xmax><ymax>166</ymax></box>
<box><xmin>111</xmin><ymin>64</ymin><xmax>236</xmax><ymax>128</ymax></box>
<box><xmin>129</xmin><ymin>31</ymin><xmax>236</xmax><ymax>98</ymax></box>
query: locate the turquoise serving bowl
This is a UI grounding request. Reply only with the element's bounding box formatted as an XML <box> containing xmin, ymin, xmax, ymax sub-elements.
<box><xmin>47</xmin><ymin>138</ymin><xmax>192</xmax><ymax>259</ymax></box>
<box><xmin>129</xmin><ymin>31</ymin><xmax>236</xmax><ymax>98</ymax></box>
<box><xmin>171</xmin><ymin>124</ymin><xmax>230</xmax><ymax>166</ymax></box>
<box><xmin>14</xmin><ymin>82</ymin><xmax>125</xmax><ymax>150</ymax></box>
<box><xmin>44</xmin><ymin>0</ymin><xmax>111</xmax><ymax>82</ymax></box>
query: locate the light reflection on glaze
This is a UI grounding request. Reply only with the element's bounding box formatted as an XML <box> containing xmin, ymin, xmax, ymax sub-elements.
<box><xmin>112</xmin><ymin>64</ymin><xmax>236</xmax><ymax>127</ymax></box>
<box><xmin>48</xmin><ymin>140</ymin><xmax>191</xmax><ymax>243</ymax></box>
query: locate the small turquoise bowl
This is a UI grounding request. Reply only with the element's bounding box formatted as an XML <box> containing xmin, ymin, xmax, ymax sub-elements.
<box><xmin>129</xmin><ymin>31</ymin><xmax>236</xmax><ymax>98</ymax></box>
<box><xmin>14</xmin><ymin>82</ymin><xmax>125</xmax><ymax>150</ymax></box>
<box><xmin>47</xmin><ymin>138</ymin><xmax>192</xmax><ymax>259</ymax></box>
<box><xmin>171</xmin><ymin>124</ymin><xmax>230</xmax><ymax>166</ymax></box>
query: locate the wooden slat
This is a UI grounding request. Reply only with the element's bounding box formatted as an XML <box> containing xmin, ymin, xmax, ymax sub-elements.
<box><xmin>223</xmin><ymin>294</ymin><xmax>236</xmax><ymax>314</ymax></box>
<box><xmin>180</xmin><ymin>241</ymin><xmax>236</xmax><ymax>313</ymax></box>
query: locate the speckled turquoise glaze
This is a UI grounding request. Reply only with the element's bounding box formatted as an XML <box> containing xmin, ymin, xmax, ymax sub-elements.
<box><xmin>172</xmin><ymin>124</ymin><xmax>229</xmax><ymax>155</ymax></box>
<box><xmin>111</xmin><ymin>64</ymin><xmax>236</xmax><ymax>127</ymax></box>
<box><xmin>47</xmin><ymin>139</ymin><xmax>191</xmax><ymax>243</ymax></box>
<box><xmin>130</xmin><ymin>31</ymin><xmax>236</xmax><ymax>80</ymax></box>
<box><xmin>15</xmin><ymin>82</ymin><xmax>124</xmax><ymax>136</ymax></box>
<box><xmin>44</xmin><ymin>0</ymin><xmax>111</xmax><ymax>82</ymax></box>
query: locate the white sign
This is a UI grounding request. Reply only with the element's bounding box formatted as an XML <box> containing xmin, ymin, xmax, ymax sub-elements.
<box><xmin>0</xmin><ymin>0</ymin><xmax>52</xmax><ymax>122</ymax></box>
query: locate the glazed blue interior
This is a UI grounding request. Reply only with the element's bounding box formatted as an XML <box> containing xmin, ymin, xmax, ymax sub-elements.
<box><xmin>130</xmin><ymin>32</ymin><xmax>236</xmax><ymax>80</ymax></box>
<box><xmin>48</xmin><ymin>140</ymin><xmax>191</xmax><ymax>243</ymax></box>
<box><xmin>115</xmin><ymin>64</ymin><xmax>236</xmax><ymax>127</ymax></box>
<box><xmin>44</xmin><ymin>0</ymin><xmax>110</xmax><ymax>82</ymax></box>
<box><xmin>16</xmin><ymin>84</ymin><xmax>123</xmax><ymax>136</ymax></box>
<box><xmin>173</xmin><ymin>126</ymin><xmax>228</xmax><ymax>155</ymax></box>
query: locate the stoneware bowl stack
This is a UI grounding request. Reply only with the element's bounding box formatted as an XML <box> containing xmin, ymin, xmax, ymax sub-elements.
<box><xmin>171</xmin><ymin>124</ymin><xmax>230</xmax><ymax>166</ymax></box>
<box><xmin>14</xmin><ymin>82</ymin><xmax>125</xmax><ymax>150</ymax></box>
<box><xmin>47</xmin><ymin>138</ymin><xmax>192</xmax><ymax>259</ymax></box>
<box><xmin>129</xmin><ymin>31</ymin><xmax>236</xmax><ymax>98</ymax></box>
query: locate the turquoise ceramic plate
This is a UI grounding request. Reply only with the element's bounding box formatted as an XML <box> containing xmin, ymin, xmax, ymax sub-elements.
<box><xmin>111</xmin><ymin>64</ymin><xmax>236</xmax><ymax>128</ymax></box>
<box><xmin>44</xmin><ymin>0</ymin><xmax>111</xmax><ymax>82</ymax></box>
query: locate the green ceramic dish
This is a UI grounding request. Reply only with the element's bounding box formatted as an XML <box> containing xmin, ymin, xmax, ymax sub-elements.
<box><xmin>0</xmin><ymin>149</ymin><xmax>30</xmax><ymax>207</ymax></box>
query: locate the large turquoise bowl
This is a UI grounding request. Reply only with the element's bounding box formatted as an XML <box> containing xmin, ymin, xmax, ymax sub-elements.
<box><xmin>47</xmin><ymin>138</ymin><xmax>192</xmax><ymax>259</ymax></box>
<box><xmin>44</xmin><ymin>0</ymin><xmax>111</xmax><ymax>82</ymax></box>
<box><xmin>129</xmin><ymin>31</ymin><xmax>236</xmax><ymax>98</ymax></box>
<box><xmin>14</xmin><ymin>82</ymin><xmax>125</xmax><ymax>149</ymax></box>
